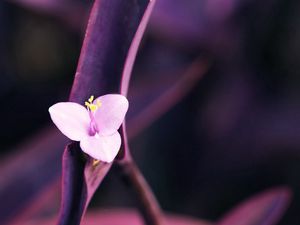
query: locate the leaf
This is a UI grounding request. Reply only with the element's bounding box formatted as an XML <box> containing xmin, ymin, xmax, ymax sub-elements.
<box><xmin>217</xmin><ymin>187</ymin><xmax>292</xmax><ymax>225</ymax></box>
<box><xmin>0</xmin><ymin>128</ymin><xmax>67</xmax><ymax>225</ymax></box>
<box><xmin>127</xmin><ymin>57</ymin><xmax>209</xmax><ymax>138</ymax></box>
<box><xmin>57</xmin><ymin>143</ymin><xmax>112</xmax><ymax>225</ymax></box>
<box><xmin>118</xmin><ymin>0</ymin><xmax>157</xmax><ymax>160</ymax></box>
<box><xmin>21</xmin><ymin>209</ymin><xmax>213</xmax><ymax>225</ymax></box>
<box><xmin>0</xmin><ymin>55</ymin><xmax>206</xmax><ymax>225</ymax></box>
<box><xmin>0</xmin><ymin>56</ymin><xmax>206</xmax><ymax>225</ymax></box>
<box><xmin>7</xmin><ymin>180</ymin><xmax>61</xmax><ymax>225</ymax></box>
<box><xmin>69</xmin><ymin>0</ymin><xmax>151</xmax><ymax>103</ymax></box>
<box><xmin>56</xmin><ymin>0</ymin><xmax>154</xmax><ymax>224</ymax></box>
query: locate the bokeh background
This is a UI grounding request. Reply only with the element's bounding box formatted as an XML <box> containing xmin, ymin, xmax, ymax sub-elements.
<box><xmin>1</xmin><ymin>0</ymin><xmax>300</xmax><ymax>224</ymax></box>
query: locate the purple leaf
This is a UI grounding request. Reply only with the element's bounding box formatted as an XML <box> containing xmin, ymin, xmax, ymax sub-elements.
<box><xmin>127</xmin><ymin>57</ymin><xmax>209</xmax><ymax>138</ymax></box>
<box><xmin>1</xmin><ymin>55</ymin><xmax>204</xmax><ymax>224</ymax></box>
<box><xmin>217</xmin><ymin>187</ymin><xmax>292</xmax><ymax>225</ymax></box>
<box><xmin>7</xmin><ymin>180</ymin><xmax>60</xmax><ymax>225</ymax></box>
<box><xmin>57</xmin><ymin>143</ymin><xmax>112</xmax><ymax>225</ymax></box>
<box><xmin>57</xmin><ymin>0</ymin><xmax>154</xmax><ymax>224</ymax></box>
<box><xmin>0</xmin><ymin>128</ymin><xmax>67</xmax><ymax>225</ymax></box>
<box><xmin>148</xmin><ymin>0</ymin><xmax>246</xmax><ymax>47</ymax></box>
<box><xmin>69</xmin><ymin>0</ymin><xmax>151</xmax><ymax>103</ymax></box>
<box><xmin>118</xmin><ymin>0</ymin><xmax>156</xmax><ymax>160</ymax></box>
<box><xmin>21</xmin><ymin>209</ymin><xmax>213</xmax><ymax>225</ymax></box>
<box><xmin>0</xmin><ymin>54</ymin><xmax>204</xmax><ymax>225</ymax></box>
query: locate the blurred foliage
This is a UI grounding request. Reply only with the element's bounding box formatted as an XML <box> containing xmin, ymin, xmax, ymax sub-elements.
<box><xmin>1</xmin><ymin>0</ymin><xmax>300</xmax><ymax>224</ymax></box>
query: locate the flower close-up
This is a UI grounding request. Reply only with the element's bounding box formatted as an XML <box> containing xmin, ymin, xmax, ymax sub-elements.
<box><xmin>2</xmin><ymin>0</ymin><xmax>300</xmax><ymax>224</ymax></box>
<box><xmin>49</xmin><ymin>94</ymin><xmax>129</xmax><ymax>163</ymax></box>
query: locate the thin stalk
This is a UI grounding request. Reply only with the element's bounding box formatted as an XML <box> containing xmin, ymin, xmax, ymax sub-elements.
<box><xmin>119</xmin><ymin>159</ymin><xmax>165</xmax><ymax>225</ymax></box>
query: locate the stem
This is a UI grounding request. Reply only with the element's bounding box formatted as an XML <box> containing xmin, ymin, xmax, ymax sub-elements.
<box><xmin>119</xmin><ymin>159</ymin><xmax>165</xmax><ymax>225</ymax></box>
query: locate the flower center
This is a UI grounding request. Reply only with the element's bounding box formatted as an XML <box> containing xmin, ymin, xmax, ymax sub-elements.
<box><xmin>85</xmin><ymin>95</ymin><xmax>102</xmax><ymax>113</ymax></box>
<box><xmin>85</xmin><ymin>95</ymin><xmax>102</xmax><ymax>136</ymax></box>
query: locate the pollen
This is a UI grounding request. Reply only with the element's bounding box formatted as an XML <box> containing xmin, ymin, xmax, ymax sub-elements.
<box><xmin>93</xmin><ymin>159</ymin><xmax>101</xmax><ymax>167</ymax></box>
<box><xmin>88</xmin><ymin>95</ymin><xmax>94</xmax><ymax>103</ymax></box>
<box><xmin>96</xmin><ymin>99</ymin><xmax>102</xmax><ymax>107</ymax></box>
<box><xmin>89</xmin><ymin>104</ymin><xmax>98</xmax><ymax>112</ymax></box>
<box><xmin>85</xmin><ymin>95</ymin><xmax>101</xmax><ymax>112</ymax></box>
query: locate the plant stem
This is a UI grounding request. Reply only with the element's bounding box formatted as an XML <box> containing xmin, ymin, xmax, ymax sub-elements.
<box><xmin>119</xmin><ymin>159</ymin><xmax>165</xmax><ymax>225</ymax></box>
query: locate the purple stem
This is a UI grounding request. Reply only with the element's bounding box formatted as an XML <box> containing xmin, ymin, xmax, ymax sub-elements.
<box><xmin>101</xmin><ymin>21</ymin><xmax>161</xmax><ymax>225</ymax></box>
<box><xmin>119</xmin><ymin>158</ymin><xmax>165</xmax><ymax>225</ymax></box>
<box><xmin>116</xmin><ymin>1</ymin><xmax>165</xmax><ymax>223</ymax></box>
<box><xmin>117</xmin><ymin>57</ymin><xmax>209</xmax><ymax>225</ymax></box>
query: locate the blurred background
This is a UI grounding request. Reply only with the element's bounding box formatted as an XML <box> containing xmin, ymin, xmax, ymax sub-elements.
<box><xmin>0</xmin><ymin>0</ymin><xmax>300</xmax><ymax>224</ymax></box>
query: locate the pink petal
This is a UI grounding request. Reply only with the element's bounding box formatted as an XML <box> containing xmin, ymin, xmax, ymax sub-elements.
<box><xmin>49</xmin><ymin>102</ymin><xmax>90</xmax><ymax>141</ymax></box>
<box><xmin>80</xmin><ymin>132</ymin><xmax>121</xmax><ymax>162</ymax></box>
<box><xmin>93</xmin><ymin>94</ymin><xmax>129</xmax><ymax>135</ymax></box>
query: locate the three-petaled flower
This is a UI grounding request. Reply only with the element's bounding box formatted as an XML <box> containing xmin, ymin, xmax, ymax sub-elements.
<box><xmin>49</xmin><ymin>94</ymin><xmax>129</xmax><ymax>163</ymax></box>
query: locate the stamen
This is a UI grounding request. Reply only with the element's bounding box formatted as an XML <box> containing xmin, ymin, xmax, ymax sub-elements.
<box><xmin>85</xmin><ymin>95</ymin><xmax>101</xmax><ymax>112</ymax></box>
<box><xmin>89</xmin><ymin>104</ymin><xmax>97</xmax><ymax>112</ymax></box>
<box><xmin>88</xmin><ymin>95</ymin><xmax>94</xmax><ymax>103</ymax></box>
<box><xmin>93</xmin><ymin>159</ymin><xmax>101</xmax><ymax>167</ymax></box>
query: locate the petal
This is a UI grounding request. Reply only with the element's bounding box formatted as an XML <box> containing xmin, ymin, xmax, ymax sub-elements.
<box><xmin>80</xmin><ymin>132</ymin><xmax>121</xmax><ymax>163</ymax></box>
<box><xmin>93</xmin><ymin>94</ymin><xmax>129</xmax><ymax>135</ymax></box>
<box><xmin>49</xmin><ymin>102</ymin><xmax>90</xmax><ymax>141</ymax></box>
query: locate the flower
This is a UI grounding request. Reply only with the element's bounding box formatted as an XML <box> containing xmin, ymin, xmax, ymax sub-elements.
<box><xmin>49</xmin><ymin>94</ymin><xmax>129</xmax><ymax>163</ymax></box>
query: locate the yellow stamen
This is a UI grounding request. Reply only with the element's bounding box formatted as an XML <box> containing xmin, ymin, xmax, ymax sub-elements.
<box><xmin>93</xmin><ymin>159</ymin><xmax>100</xmax><ymax>167</ymax></box>
<box><xmin>85</xmin><ymin>95</ymin><xmax>102</xmax><ymax>112</ymax></box>
<box><xmin>96</xmin><ymin>99</ymin><xmax>102</xmax><ymax>107</ymax></box>
<box><xmin>88</xmin><ymin>95</ymin><xmax>94</xmax><ymax>103</ymax></box>
<box><xmin>89</xmin><ymin>104</ymin><xmax>97</xmax><ymax>112</ymax></box>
